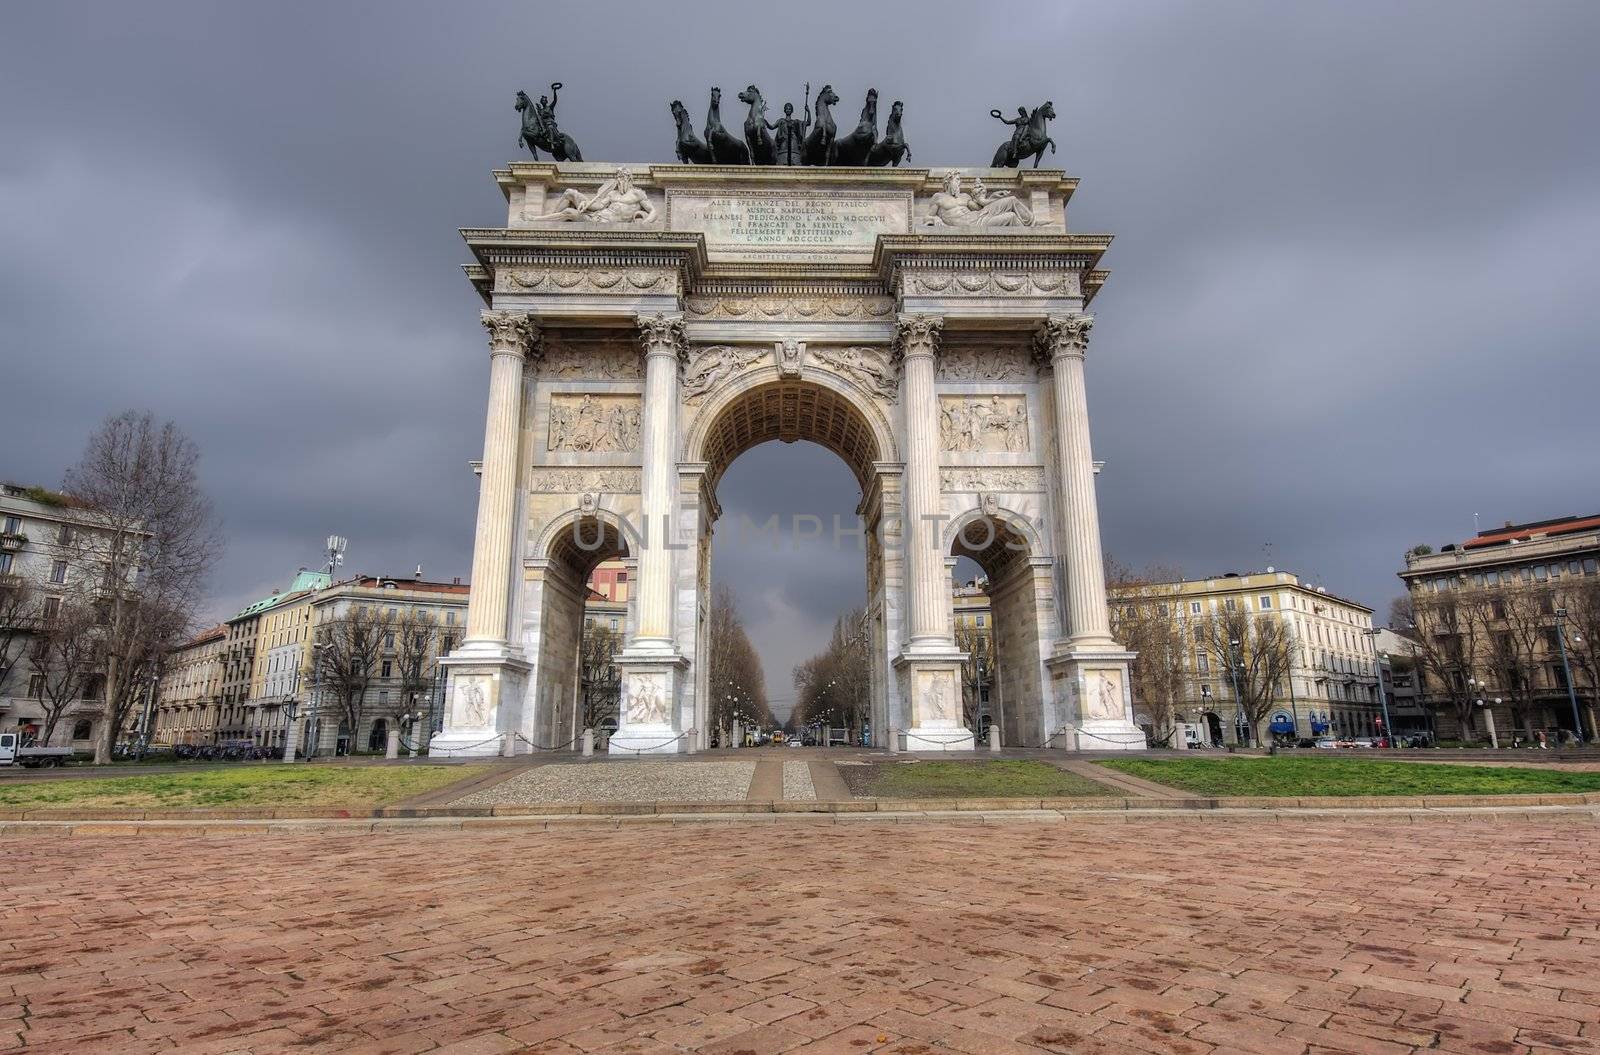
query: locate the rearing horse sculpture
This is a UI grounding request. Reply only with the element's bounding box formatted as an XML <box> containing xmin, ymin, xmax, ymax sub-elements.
<box><xmin>515</xmin><ymin>85</ymin><xmax>582</xmax><ymax>162</ymax></box>
<box><xmin>670</xmin><ymin>100</ymin><xmax>713</xmax><ymax>163</ymax></box>
<box><xmin>833</xmin><ymin>87</ymin><xmax>878</xmax><ymax>166</ymax></box>
<box><xmin>738</xmin><ymin>85</ymin><xmax>777</xmax><ymax>165</ymax></box>
<box><xmin>801</xmin><ymin>83</ymin><xmax>840</xmax><ymax>166</ymax></box>
<box><xmin>867</xmin><ymin>100</ymin><xmax>911</xmax><ymax>167</ymax></box>
<box><xmin>704</xmin><ymin>87</ymin><xmax>750</xmax><ymax>165</ymax></box>
<box><xmin>991</xmin><ymin>101</ymin><xmax>1057</xmax><ymax>168</ymax></box>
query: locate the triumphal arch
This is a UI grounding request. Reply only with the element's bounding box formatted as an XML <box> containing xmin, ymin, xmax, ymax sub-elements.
<box><xmin>429</xmin><ymin>161</ymin><xmax>1147</xmax><ymax>755</ymax></box>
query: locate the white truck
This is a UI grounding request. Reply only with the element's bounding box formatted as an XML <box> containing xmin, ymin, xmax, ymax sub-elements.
<box><xmin>0</xmin><ymin>732</ymin><xmax>75</xmax><ymax>767</ymax></box>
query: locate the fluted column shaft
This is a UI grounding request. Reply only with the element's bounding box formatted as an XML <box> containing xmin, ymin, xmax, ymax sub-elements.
<box><xmin>634</xmin><ymin>313</ymin><xmax>685</xmax><ymax>646</ymax></box>
<box><xmin>464</xmin><ymin>311</ymin><xmax>537</xmax><ymax>646</ymax></box>
<box><xmin>897</xmin><ymin>315</ymin><xmax>951</xmax><ymax>650</ymax></box>
<box><xmin>1039</xmin><ymin>313</ymin><xmax>1115</xmax><ymax>646</ymax></box>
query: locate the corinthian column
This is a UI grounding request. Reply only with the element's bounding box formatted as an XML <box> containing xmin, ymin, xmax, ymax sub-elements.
<box><xmin>896</xmin><ymin>314</ymin><xmax>951</xmax><ymax>652</ymax></box>
<box><xmin>1037</xmin><ymin>313</ymin><xmax>1117</xmax><ymax>648</ymax></box>
<box><xmin>463</xmin><ymin>310</ymin><xmax>538</xmax><ymax>649</ymax></box>
<box><xmin>632</xmin><ymin>312</ymin><xmax>685</xmax><ymax>650</ymax></box>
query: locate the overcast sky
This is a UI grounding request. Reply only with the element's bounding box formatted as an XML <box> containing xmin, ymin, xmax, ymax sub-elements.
<box><xmin>4</xmin><ymin>2</ymin><xmax>1597</xmax><ymax>714</ymax></box>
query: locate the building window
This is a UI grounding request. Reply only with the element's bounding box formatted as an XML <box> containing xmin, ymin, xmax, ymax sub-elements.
<box><xmin>608</xmin><ymin>618</ymin><xmax>619</xmax><ymax>631</ymax></box>
<box><xmin>58</xmin><ymin>523</ymin><xmax>74</xmax><ymax>545</ymax></box>
<box><xmin>1259</xmin><ymin>595</ymin><xmax>1272</xmax><ymax>610</ymax></box>
<box><xmin>2</xmin><ymin>516</ymin><xmax>19</xmax><ymax>534</ymax></box>
<box><xmin>49</xmin><ymin>560</ymin><xmax>67</xmax><ymax>584</ymax></box>
<box><xmin>384</xmin><ymin>632</ymin><xmax>395</xmax><ymax>649</ymax></box>
<box><xmin>28</xmin><ymin>673</ymin><xmax>45</xmax><ymax>698</ymax></box>
<box><xmin>71</xmin><ymin>719</ymin><xmax>93</xmax><ymax>741</ymax></box>
<box><xmin>0</xmin><ymin>553</ymin><xmax>11</xmax><ymax>574</ymax></box>
<box><xmin>1224</xmin><ymin>598</ymin><xmax>1237</xmax><ymax>612</ymax></box>
<box><xmin>1196</xmin><ymin>652</ymin><xmax>1210</xmax><ymax>674</ymax></box>
<box><xmin>1190</xmin><ymin>601</ymin><xmax>1202</xmax><ymax>615</ymax></box>
<box><xmin>381</xmin><ymin>661</ymin><xmax>392</xmax><ymax>678</ymax></box>
<box><xmin>976</xmin><ymin>614</ymin><xmax>986</xmax><ymax>627</ymax></box>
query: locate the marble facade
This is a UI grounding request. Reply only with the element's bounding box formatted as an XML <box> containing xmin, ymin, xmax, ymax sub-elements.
<box><xmin>428</xmin><ymin>163</ymin><xmax>1146</xmax><ymax>757</ymax></box>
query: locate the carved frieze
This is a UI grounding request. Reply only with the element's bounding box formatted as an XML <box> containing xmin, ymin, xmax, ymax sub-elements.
<box><xmin>534</xmin><ymin>340</ymin><xmax>643</xmax><ymax>380</ymax></box>
<box><xmin>547</xmin><ymin>395</ymin><xmax>642</xmax><ymax>453</ymax></box>
<box><xmin>497</xmin><ymin>267</ymin><xmax>678</xmax><ymax>296</ymax></box>
<box><xmin>683</xmin><ymin>294</ymin><xmax>895</xmax><ymax>321</ymax></box>
<box><xmin>937</xmin><ymin>344</ymin><xmax>1033</xmax><ymax>382</ymax></box>
<box><xmin>940</xmin><ymin>466</ymin><xmax>1046</xmax><ymax>493</ymax></box>
<box><xmin>940</xmin><ymin>396</ymin><xmax>1029</xmax><ymax>453</ymax></box>
<box><xmin>905</xmin><ymin>271</ymin><xmax>1077</xmax><ymax>297</ymax></box>
<box><xmin>681</xmin><ymin>345</ymin><xmax>767</xmax><ymax>402</ymax></box>
<box><xmin>808</xmin><ymin>345</ymin><xmax>900</xmax><ymax>401</ymax></box>
<box><xmin>529</xmin><ymin>468</ymin><xmax>642</xmax><ymax>493</ymax></box>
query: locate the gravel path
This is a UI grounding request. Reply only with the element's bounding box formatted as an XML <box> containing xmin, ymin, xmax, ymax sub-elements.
<box><xmin>451</xmin><ymin>761</ymin><xmax>756</xmax><ymax>805</ymax></box>
<box><xmin>782</xmin><ymin>760</ymin><xmax>815</xmax><ymax>800</ymax></box>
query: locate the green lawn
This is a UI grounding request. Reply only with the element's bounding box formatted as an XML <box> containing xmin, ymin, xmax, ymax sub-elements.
<box><xmin>844</xmin><ymin>759</ymin><xmax>1116</xmax><ymax>799</ymax></box>
<box><xmin>1098</xmin><ymin>757</ymin><xmax>1600</xmax><ymax>797</ymax></box>
<box><xmin>0</xmin><ymin>764</ymin><xmax>493</xmax><ymax>811</ymax></box>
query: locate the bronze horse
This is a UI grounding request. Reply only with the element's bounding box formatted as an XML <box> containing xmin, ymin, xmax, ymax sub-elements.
<box><xmin>867</xmin><ymin>100</ymin><xmax>911</xmax><ymax>167</ymax></box>
<box><xmin>991</xmin><ymin>101</ymin><xmax>1057</xmax><ymax>168</ymax></box>
<box><xmin>704</xmin><ymin>87</ymin><xmax>750</xmax><ymax>164</ymax></box>
<box><xmin>738</xmin><ymin>85</ymin><xmax>777</xmax><ymax>165</ymax></box>
<box><xmin>670</xmin><ymin>100</ymin><xmax>713</xmax><ymax>163</ymax></box>
<box><xmin>801</xmin><ymin>83</ymin><xmax>840</xmax><ymax>166</ymax></box>
<box><xmin>515</xmin><ymin>86</ymin><xmax>582</xmax><ymax>162</ymax></box>
<box><xmin>834</xmin><ymin>87</ymin><xmax>878</xmax><ymax>166</ymax></box>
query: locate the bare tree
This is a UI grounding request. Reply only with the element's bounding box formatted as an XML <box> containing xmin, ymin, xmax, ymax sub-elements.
<box><xmin>24</xmin><ymin>601</ymin><xmax>98</xmax><ymax>745</ymax></box>
<box><xmin>61</xmin><ymin>412</ymin><xmax>220</xmax><ymax>762</ymax></box>
<box><xmin>1476</xmin><ymin>583</ymin><xmax>1553</xmax><ymax>739</ymax></box>
<box><xmin>579</xmin><ymin>621</ymin><xmax>622</xmax><ymax>731</ymax></box>
<box><xmin>1197</xmin><ymin>608</ymin><xmax>1297</xmax><ymax>744</ymax></box>
<box><xmin>0</xmin><ymin>580</ymin><xmax>36</xmax><ymax>699</ymax></box>
<box><xmin>393</xmin><ymin>609</ymin><xmax>437</xmax><ymax>731</ymax></box>
<box><xmin>953</xmin><ymin>620</ymin><xmax>994</xmax><ymax>731</ymax></box>
<box><xmin>1395</xmin><ymin>590</ymin><xmax>1483</xmax><ymax>740</ymax></box>
<box><xmin>792</xmin><ymin>608</ymin><xmax>868</xmax><ymax>738</ymax></box>
<box><xmin>1559</xmin><ymin>576</ymin><xmax>1600</xmax><ymax>735</ymax></box>
<box><xmin>707</xmin><ymin>586</ymin><xmax>771</xmax><ymax>740</ymax></box>
<box><xmin>317</xmin><ymin>605</ymin><xmax>387</xmax><ymax>747</ymax></box>
<box><xmin>1107</xmin><ymin>560</ymin><xmax>1190</xmax><ymax>742</ymax></box>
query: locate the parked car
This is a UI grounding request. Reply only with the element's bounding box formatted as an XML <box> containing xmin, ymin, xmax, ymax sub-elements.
<box><xmin>786</xmin><ymin>737</ymin><xmax>802</xmax><ymax>749</ymax></box>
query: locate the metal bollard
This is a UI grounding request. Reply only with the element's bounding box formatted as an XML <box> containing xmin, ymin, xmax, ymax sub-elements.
<box><xmin>581</xmin><ymin>728</ymin><xmax>595</xmax><ymax>757</ymax></box>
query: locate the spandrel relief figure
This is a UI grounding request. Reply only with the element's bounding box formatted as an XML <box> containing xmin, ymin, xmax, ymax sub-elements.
<box><xmin>924</xmin><ymin>171</ymin><xmax>1038</xmax><ymax>228</ymax></box>
<box><xmin>538</xmin><ymin>170</ymin><xmax>658</xmax><ymax>224</ymax></box>
<box><xmin>811</xmin><ymin>346</ymin><xmax>899</xmax><ymax>401</ymax></box>
<box><xmin>682</xmin><ymin>347</ymin><xmax>764</xmax><ymax>401</ymax></box>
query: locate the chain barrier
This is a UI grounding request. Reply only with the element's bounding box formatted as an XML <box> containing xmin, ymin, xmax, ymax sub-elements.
<box><xmin>1011</xmin><ymin>728</ymin><xmax>1073</xmax><ymax>750</ymax></box>
<box><xmin>511</xmin><ymin>731</ymin><xmax>586</xmax><ymax>753</ymax></box>
<box><xmin>605</xmin><ymin>729</ymin><xmax>697</xmax><ymax>755</ymax></box>
<box><xmin>1075</xmin><ymin>727</ymin><xmax>1152</xmax><ymax>747</ymax></box>
<box><xmin>426</xmin><ymin>733</ymin><xmax>505</xmax><ymax>755</ymax></box>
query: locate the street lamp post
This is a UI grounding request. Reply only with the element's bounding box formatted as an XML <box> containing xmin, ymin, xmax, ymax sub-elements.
<box><xmin>1555</xmin><ymin>608</ymin><xmax>1584</xmax><ymax>744</ymax></box>
<box><xmin>1199</xmin><ymin>684</ymin><xmax>1214</xmax><ymax>746</ymax></box>
<box><xmin>1226</xmin><ymin>638</ymin><xmax>1248</xmax><ymax>746</ymax></box>
<box><xmin>1469</xmin><ymin>677</ymin><xmax>1500</xmax><ymax>749</ymax></box>
<box><xmin>1361</xmin><ymin>628</ymin><xmax>1397</xmax><ymax>748</ymax></box>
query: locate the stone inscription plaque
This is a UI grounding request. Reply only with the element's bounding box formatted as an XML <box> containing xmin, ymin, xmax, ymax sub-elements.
<box><xmin>668</xmin><ymin>190</ymin><xmax>910</xmax><ymax>261</ymax></box>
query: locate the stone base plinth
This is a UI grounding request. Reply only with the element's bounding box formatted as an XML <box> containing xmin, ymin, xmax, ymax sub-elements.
<box><xmin>1047</xmin><ymin>647</ymin><xmax>1148</xmax><ymax>752</ymax></box>
<box><xmin>900</xmin><ymin>726</ymin><xmax>977</xmax><ymax>752</ymax></box>
<box><xmin>430</xmin><ymin>650</ymin><xmax>529</xmax><ymax>758</ymax></box>
<box><xmin>609</xmin><ymin>652</ymin><xmax>689</xmax><ymax>755</ymax></box>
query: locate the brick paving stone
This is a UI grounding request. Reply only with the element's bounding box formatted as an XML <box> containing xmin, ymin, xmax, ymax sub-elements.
<box><xmin>1</xmin><ymin>819</ymin><xmax>1596</xmax><ymax>1052</ymax></box>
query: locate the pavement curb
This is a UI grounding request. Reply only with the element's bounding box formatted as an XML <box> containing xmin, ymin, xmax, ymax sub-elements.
<box><xmin>0</xmin><ymin>803</ymin><xmax>1594</xmax><ymax>836</ymax></box>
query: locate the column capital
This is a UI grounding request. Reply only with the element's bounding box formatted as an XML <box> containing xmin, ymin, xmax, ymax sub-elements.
<box><xmin>1034</xmin><ymin>312</ymin><xmax>1093</xmax><ymax>365</ymax></box>
<box><xmin>893</xmin><ymin>314</ymin><xmax>943</xmax><ymax>363</ymax></box>
<box><xmin>636</xmin><ymin>312</ymin><xmax>687</xmax><ymax>361</ymax></box>
<box><xmin>480</xmin><ymin>310</ymin><xmax>540</xmax><ymax>360</ymax></box>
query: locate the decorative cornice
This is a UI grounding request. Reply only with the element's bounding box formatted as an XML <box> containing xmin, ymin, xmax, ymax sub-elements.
<box><xmin>480</xmin><ymin>310</ymin><xmax>539</xmax><ymax>360</ymax></box>
<box><xmin>893</xmin><ymin>314</ymin><xmax>943</xmax><ymax>363</ymax></box>
<box><xmin>1034</xmin><ymin>313</ymin><xmax>1093</xmax><ymax>365</ymax></box>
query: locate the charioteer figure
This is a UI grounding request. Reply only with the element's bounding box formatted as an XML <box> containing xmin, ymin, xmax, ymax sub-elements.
<box><xmin>770</xmin><ymin>84</ymin><xmax>812</xmax><ymax>167</ymax></box>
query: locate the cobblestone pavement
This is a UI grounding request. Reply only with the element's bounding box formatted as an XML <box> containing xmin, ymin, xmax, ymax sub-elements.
<box><xmin>782</xmin><ymin>760</ymin><xmax>816</xmax><ymax>800</ymax></box>
<box><xmin>3</xmin><ymin>820</ymin><xmax>1597</xmax><ymax>1053</ymax></box>
<box><xmin>452</xmin><ymin>761</ymin><xmax>757</xmax><ymax>805</ymax></box>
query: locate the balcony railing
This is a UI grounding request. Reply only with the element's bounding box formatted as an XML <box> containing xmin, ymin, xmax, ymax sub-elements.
<box><xmin>0</xmin><ymin>572</ymin><xmax>23</xmax><ymax>590</ymax></box>
<box><xmin>0</xmin><ymin>532</ymin><xmax>25</xmax><ymax>552</ymax></box>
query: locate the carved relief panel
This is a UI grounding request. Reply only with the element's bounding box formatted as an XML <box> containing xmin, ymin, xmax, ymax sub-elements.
<box><xmin>939</xmin><ymin>396</ymin><xmax>1030</xmax><ymax>453</ymax></box>
<box><xmin>937</xmin><ymin>344</ymin><xmax>1034</xmax><ymax>382</ymax></box>
<box><xmin>534</xmin><ymin>339</ymin><xmax>643</xmax><ymax>381</ymax></box>
<box><xmin>547</xmin><ymin>395</ymin><xmax>642</xmax><ymax>452</ymax></box>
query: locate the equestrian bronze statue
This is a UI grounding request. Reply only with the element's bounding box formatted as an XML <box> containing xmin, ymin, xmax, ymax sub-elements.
<box><xmin>704</xmin><ymin>86</ymin><xmax>750</xmax><ymax>164</ymax></box>
<box><xmin>800</xmin><ymin>83</ymin><xmax>840</xmax><ymax>166</ymax></box>
<box><xmin>834</xmin><ymin>87</ymin><xmax>879</xmax><ymax>166</ymax></box>
<box><xmin>867</xmin><ymin>100</ymin><xmax>911</xmax><ymax>167</ymax></box>
<box><xmin>515</xmin><ymin>83</ymin><xmax>583</xmax><ymax>162</ymax></box>
<box><xmin>990</xmin><ymin>101</ymin><xmax>1057</xmax><ymax>168</ymax></box>
<box><xmin>670</xmin><ymin>100</ymin><xmax>714</xmax><ymax>163</ymax></box>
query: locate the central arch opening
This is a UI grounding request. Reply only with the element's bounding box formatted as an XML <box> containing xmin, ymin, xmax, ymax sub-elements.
<box><xmin>693</xmin><ymin>377</ymin><xmax>890</xmax><ymax>747</ymax></box>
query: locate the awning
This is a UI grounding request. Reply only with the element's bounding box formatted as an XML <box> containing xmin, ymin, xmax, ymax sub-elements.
<box><xmin>1268</xmin><ymin>721</ymin><xmax>1295</xmax><ymax>734</ymax></box>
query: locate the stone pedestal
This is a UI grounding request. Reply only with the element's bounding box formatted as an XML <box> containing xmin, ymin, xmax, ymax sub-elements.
<box><xmin>429</xmin><ymin>651</ymin><xmax>529</xmax><ymax>758</ymax></box>
<box><xmin>896</xmin><ymin>655</ymin><xmax>976</xmax><ymax>752</ymax></box>
<box><xmin>1048</xmin><ymin>651</ymin><xmax>1147</xmax><ymax>751</ymax></box>
<box><xmin>609</xmin><ymin>657</ymin><xmax>688</xmax><ymax>755</ymax></box>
